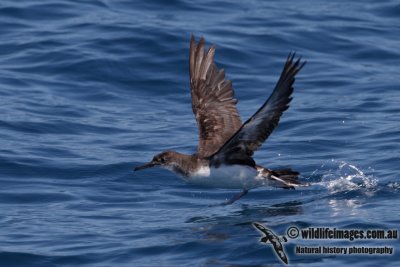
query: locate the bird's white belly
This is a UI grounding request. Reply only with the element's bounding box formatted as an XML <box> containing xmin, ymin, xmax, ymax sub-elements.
<box><xmin>187</xmin><ymin>165</ymin><xmax>263</xmax><ymax>189</ymax></box>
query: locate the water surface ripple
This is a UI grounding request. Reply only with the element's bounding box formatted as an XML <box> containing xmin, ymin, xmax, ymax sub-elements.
<box><xmin>0</xmin><ymin>0</ymin><xmax>399</xmax><ymax>266</ymax></box>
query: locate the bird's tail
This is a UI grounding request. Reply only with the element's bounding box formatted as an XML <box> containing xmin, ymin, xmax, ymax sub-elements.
<box><xmin>270</xmin><ymin>169</ymin><xmax>301</xmax><ymax>189</ymax></box>
<box><xmin>257</xmin><ymin>167</ymin><xmax>306</xmax><ymax>189</ymax></box>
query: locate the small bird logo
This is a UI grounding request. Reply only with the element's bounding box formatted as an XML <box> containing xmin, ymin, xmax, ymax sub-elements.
<box><xmin>252</xmin><ymin>222</ymin><xmax>289</xmax><ymax>264</ymax></box>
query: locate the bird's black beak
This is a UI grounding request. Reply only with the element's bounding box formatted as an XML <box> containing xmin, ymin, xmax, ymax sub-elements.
<box><xmin>133</xmin><ymin>161</ymin><xmax>157</xmax><ymax>171</ymax></box>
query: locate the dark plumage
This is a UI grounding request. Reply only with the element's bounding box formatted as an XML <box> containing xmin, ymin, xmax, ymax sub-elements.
<box><xmin>210</xmin><ymin>53</ymin><xmax>305</xmax><ymax>167</ymax></box>
<box><xmin>189</xmin><ymin>36</ymin><xmax>242</xmax><ymax>158</ymax></box>
<box><xmin>134</xmin><ymin>36</ymin><xmax>306</xmax><ymax>204</ymax></box>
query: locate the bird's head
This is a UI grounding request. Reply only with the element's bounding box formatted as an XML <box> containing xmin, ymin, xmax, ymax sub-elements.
<box><xmin>133</xmin><ymin>151</ymin><xmax>178</xmax><ymax>171</ymax></box>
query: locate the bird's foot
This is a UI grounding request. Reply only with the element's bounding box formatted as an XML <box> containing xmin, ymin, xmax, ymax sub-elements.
<box><xmin>221</xmin><ymin>189</ymin><xmax>249</xmax><ymax>205</ymax></box>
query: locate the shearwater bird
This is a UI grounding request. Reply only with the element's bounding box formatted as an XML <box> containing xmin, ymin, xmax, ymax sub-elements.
<box><xmin>134</xmin><ymin>36</ymin><xmax>306</xmax><ymax>204</ymax></box>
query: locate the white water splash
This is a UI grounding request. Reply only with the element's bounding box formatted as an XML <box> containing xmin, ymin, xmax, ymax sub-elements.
<box><xmin>387</xmin><ymin>181</ymin><xmax>400</xmax><ymax>190</ymax></box>
<box><xmin>310</xmin><ymin>159</ymin><xmax>378</xmax><ymax>193</ymax></box>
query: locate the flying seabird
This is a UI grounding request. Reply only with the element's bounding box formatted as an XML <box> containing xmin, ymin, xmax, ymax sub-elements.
<box><xmin>134</xmin><ymin>36</ymin><xmax>306</xmax><ymax>204</ymax></box>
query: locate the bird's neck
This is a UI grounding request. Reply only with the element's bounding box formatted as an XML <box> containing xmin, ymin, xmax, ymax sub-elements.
<box><xmin>168</xmin><ymin>153</ymin><xmax>205</xmax><ymax>177</ymax></box>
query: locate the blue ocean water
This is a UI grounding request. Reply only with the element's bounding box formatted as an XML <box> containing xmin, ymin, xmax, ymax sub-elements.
<box><xmin>0</xmin><ymin>0</ymin><xmax>399</xmax><ymax>266</ymax></box>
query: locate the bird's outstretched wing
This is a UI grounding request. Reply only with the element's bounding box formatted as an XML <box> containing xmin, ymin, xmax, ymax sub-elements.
<box><xmin>210</xmin><ymin>53</ymin><xmax>305</xmax><ymax>167</ymax></box>
<box><xmin>189</xmin><ymin>36</ymin><xmax>242</xmax><ymax>158</ymax></box>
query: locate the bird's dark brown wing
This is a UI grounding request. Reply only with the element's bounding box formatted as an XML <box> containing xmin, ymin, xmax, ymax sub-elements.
<box><xmin>190</xmin><ymin>36</ymin><xmax>242</xmax><ymax>158</ymax></box>
<box><xmin>210</xmin><ymin>53</ymin><xmax>305</xmax><ymax>167</ymax></box>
